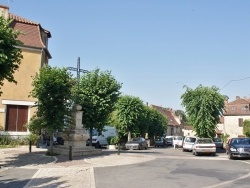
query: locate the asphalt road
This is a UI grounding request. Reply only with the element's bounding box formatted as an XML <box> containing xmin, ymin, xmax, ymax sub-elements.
<box><xmin>95</xmin><ymin>147</ymin><xmax>250</xmax><ymax>188</ymax></box>
<box><xmin>1</xmin><ymin>146</ymin><xmax>250</xmax><ymax>188</ymax></box>
<box><xmin>0</xmin><ymin>168</ymin><xmax>38</xmax><ymax>188</ymax></box>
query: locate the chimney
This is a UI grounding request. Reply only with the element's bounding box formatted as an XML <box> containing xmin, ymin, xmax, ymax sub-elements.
<box><xmin>0</xmin><ymin>5</ymin><xmax>9</xmax><ymax>19</ymax></box>
<box><xmin>236</xmin><ymin>96</ymin><xmax>240</xmax><ymax>100</ymax></box>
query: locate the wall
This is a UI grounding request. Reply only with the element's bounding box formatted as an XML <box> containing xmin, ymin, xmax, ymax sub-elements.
<box><xmin>0</xmin><ymin>48</ymin><xmax>41</xmax><ymax>131</ymax></box>
<box><xmin>224</xmin><ymin>115</ymin><xmax>250</xmax><ymax>138</ymax></box>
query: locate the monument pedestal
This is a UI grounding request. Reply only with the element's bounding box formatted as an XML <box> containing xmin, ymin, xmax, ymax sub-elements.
<box><xmin>53</xmin><ymin>105</ymin><xmax>102</xmax><ymax>157</ymax></box>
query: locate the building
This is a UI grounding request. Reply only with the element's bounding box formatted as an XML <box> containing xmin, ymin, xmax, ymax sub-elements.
<box><xmin>150</xmin><ymin>105</ymin><xmax>183</xmax><ymax>136</ymax></box>
<box><xmin>222</xmin><ymin>96</ymin><xmax>250</xmax><ymax>138</ymax></box>
<box><xmin>0</xmin><ymin>5</ymin><xmax>51</xmax><ymax>136</ymax></box>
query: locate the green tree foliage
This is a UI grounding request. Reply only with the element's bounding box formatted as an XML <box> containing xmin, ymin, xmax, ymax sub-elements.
<box><xmin>181</xmin><ymin>85</ymin><xmax>225</xmax><ymax>138</ymax></box>
<box><xmin>31</xmin><ymin>66</ymin><xmax>73</xmax><ymax>154</ymax></box>
<box><xmin>0</xmin><ymin>16</ymin><xmax>23</xmax><ymax>95</ymax></box>
<box><xmin>78</xmin><ymin>68</ymin><xmax>122</xmax><ymax>145</ymax></box>
<box><xmin>175</xmin><ymin>110</ymin><xmax>187</xmax><ymax>124</ymax></box>
<box><xmin>147</xmin><ymin>107</ymin><xmax>168</xmax><ymax>139</ymax></box>
<box><xmin>136</xmin><ymin>106</ymin><xmax>150</xmax><ymax>137</ymax></box>
<box><xmin>112</xmin><ymin>95</ymin><xmax>144</xmax><ymax>141</ymax></box>
<box><xmin>243</xmin><ymin>120</ymin><xmax>250</xmax><ymax>137</ymax></box>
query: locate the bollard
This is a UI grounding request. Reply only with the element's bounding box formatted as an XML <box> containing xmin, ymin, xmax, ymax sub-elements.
<box><xmin>29</xmin><ymin>141</ymin><xmax>32</xmax><ymax>153</ymax></box>
<box><xmin>69</xmin><ymin>146</ymin><xmax>72</xmax><ymax>161</ymax></box>
<box><xmin>117</xmin><ymin>143</ymin><xmax>120</xmax><ymax>155</ymax></box>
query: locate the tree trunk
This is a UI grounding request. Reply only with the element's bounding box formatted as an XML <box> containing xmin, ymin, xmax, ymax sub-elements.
<box><xmin>89</xmin><ymin>127</ymin><xmax>93</xmax><ymax>146</ymax></box>
<box><xmin>128</xmin><ymin>131</ymin><xmax>131</xmax><ymax>141</ymax></box>
<box><xmin>49</xmin><ymin>132</ymin><xmax>54</xmax><ymax>155</ymax></box>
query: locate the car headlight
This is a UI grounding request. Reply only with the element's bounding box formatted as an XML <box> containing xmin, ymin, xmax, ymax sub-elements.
<box><xmin>230</xmin><ymin>147</ymin><xmax>237</xmax><ymax>152</ymax></box>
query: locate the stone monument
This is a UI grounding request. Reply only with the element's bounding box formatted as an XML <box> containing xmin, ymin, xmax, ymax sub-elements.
<box><xmin>54</xmin><ymin>104</ymin><xmax>102</xmax><ymax>156</ymax></box>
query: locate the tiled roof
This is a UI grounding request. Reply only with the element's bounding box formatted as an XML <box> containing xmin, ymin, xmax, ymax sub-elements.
<box><xmin>227</xmin><ymin>98</ymin><xmax>250</xmax><ymax>105</ymax></box>
<box><xmin>9</xmin><ymin>13</ymin><xmax>39</xmax><ymax>25</ymax></box>
<box><xmin>9</xmin><ymin>13</ymin><xmax>51</xmax><ymax>49</ymax></box>
<box><xmin>150</xmin><ymin>105</ymin><xmax>181</xmax><ymax>126</ymax></box>
<box><xmin>224</xmin><ymin>97</ymin><xmax>250</xmax><ymax>116</ymax></box>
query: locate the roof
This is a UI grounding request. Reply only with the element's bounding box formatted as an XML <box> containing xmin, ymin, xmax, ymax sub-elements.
<box><xmin>9</xmin><ymin>13</ymin><xmax>51</xmax><ymax>50</ymax></box>
<box><xmin>227</xmin><ymin>98</ymin><xmax>250</xmax><ymax>105</ymax></box>
<box><xmin>150</xmin><ymin>105</ymin><xmax>181</xmax><ymax>126</ymax></box>
<box><xmin>224</xmin><ymin>96</ymin><xmax>250</xmax><ymax>116</ymax></box>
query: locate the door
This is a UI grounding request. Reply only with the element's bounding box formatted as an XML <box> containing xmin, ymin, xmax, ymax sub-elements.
<box><xmin>6</xmin><ymin>105</ymin><xmax>28</xmax><ymax>132</ymax></box>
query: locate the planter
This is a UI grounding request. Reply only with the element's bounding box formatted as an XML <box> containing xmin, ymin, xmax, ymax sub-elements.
<box><xmin>108</xmin><ymin>145</ymin><xmax>116</xmax><ymax>150</ymax></box>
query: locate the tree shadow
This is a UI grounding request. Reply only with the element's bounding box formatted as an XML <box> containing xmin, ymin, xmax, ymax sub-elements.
<box><xmin>0</xmin><ymin>149</ymin><xmax>55</xmax><ymax>168</ymax></box>
<box><xmin>0</xmin><ymin>176</ymin><xmax>67</xmax><ymax>188</ymax></box>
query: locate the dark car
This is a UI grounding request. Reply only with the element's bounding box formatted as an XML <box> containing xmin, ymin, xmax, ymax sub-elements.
<box><xmin>226</xmin><ymin>138</ymin><xmax>250</xmax><ymax>159</ymax></box>
<box><xmin>214</xmin><ymin>137</ymin><xmax>223</xmax><ymax>149</ymax></box>
<box><xmin>155</xmin><ymin>137</ymin><xmax>167</xmax><ymax>147</ymax></box>
<box><xmin>165</xmin><ymin>136</ymin><xmax>173</xmax><ymax>146</ymax></box>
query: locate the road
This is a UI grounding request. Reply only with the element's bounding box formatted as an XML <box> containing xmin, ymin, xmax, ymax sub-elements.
<box><xmin>1</xmin><ymin>146</ymin><xmax>250</xmax><ymax>188</ymax></box>
<box><xmin>95</xmin><ymin>147</ymin><xmax>250</xmax><ymax>188</ymax></box>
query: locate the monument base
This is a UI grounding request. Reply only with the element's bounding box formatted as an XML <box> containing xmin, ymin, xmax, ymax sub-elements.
<box><xmin>53</xmin><ymin>145</ymin><xmax>102</xmax><ymax>157</ymax></box>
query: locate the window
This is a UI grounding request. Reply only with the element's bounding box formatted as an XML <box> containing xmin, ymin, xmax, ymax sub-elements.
<box><xmin>231</xmin><ymin>106</ymin><xmax>235</xmax><ymax>111</ymax></box>
<box><xmin>238</xmin><ymin>118</ymin><xmax>243</xmax><ymax>127</ymax></box>
<box><xmin>242</xmin><ymin>105</ymin><xmax>248</xmax><ymax>111</ymax></box>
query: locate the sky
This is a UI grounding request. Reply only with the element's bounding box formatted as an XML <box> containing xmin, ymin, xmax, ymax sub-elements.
<box><xmin>1</xmin><ymin>0</ymin><xmax>250</xmax><ymax>110</ymax></box>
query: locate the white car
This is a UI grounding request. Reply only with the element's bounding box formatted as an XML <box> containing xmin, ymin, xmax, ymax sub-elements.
<box><xmin>173</xmin><ymin>136</ymin><xmax>183</xmax><ymax>148</ymax></box>
<box><xmin>192</xmin><ymin>138</ymin><xmax>216</xmax><ymax>156</ymax></box>
<box><xmin>183</xmin><ymin>136</ymin><xmax>197</xmax><ymax>152</ymax></box>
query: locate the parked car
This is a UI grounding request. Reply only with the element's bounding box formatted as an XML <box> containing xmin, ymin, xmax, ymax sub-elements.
<box><xmin>86</xmin><ymin>126</ymin><xmax>117</xmax><ymax>148</ymax></box>
<box><xmin>155</xmin><ymin>137</ymin><xmax>167</xmax><ymax>147</ymax></box>
<box><xmin>213</xmin><ymin>137</ymin><xmax>223</xmax><ymax>149</ymax></box>
<box><xmin>125</xmin><ymin>137</ymin><xmax>148</xmax><ymax>150</ymax></box>
<box><xmin>165</xmin><ymin>136</ymin><xmax>173</xmax><ymax>146</ymax></box>
<box><xmin>226</xmin><ymin>137</ymin><xmax>250</xmax><ymax>160</ymax></box>
<box><xmin>173</xmin><ymin>136</ymin><xmax>183</xmax><ymax>148</ymax></box>
<box><xmin>183</xmin><ymin>136</ymin><xmax>197</xmax><ymax>152</ymax></box>
<box><xmin>192</xmin><ymin>138</ymin><xmax>216</xmax><ymax>156</ymax></box>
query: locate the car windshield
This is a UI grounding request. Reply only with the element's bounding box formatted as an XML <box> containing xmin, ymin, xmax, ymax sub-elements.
<box><xmin>197</xmin><ymin>139</ymin><xmax>213</xmax><ymax>144</ymax></box>
<box><xmin>131</xmin><ymin>138</ymin><xmax>140</xmax><ymax>142</ymax></box>
<box><xmin>155</xmin><ymin>137</ymin><xmax>163</xmax><ymax>141</ymax></box>
<box><xmin>214</xmin><ymin>138</ymin><xmax>222</xmax><ymax>142</ymax></box>
<box><xmin>174</xmin><ymin>136</ymin><xmax>182</xmax><ymax>140</ymax></box>
<box><xmin>185</xmin><ymin>137</ymin><xmax>196</xmax><ymax>142</ymax></box>
<box><xmin>231</xmin><ymin>138</ymin><xmax>250</xmax><ymax>145</ymax></box>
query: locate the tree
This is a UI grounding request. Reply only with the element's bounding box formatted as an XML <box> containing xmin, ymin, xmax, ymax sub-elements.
<box><xmin>112</xmin><ymin>95</ymin><xmax>144</xmax><ymax>141</ymax></box>
<box><xmin>78</xmin><ymin>68</ymin><xmax>122</xmax><ymax>146</ymax></box>
<box><xmin>243</xmin><ymin>120</ymin><xmax>250</xmax><ymax>137</ymax></box>
<box><xmin>181</xmin><ymin>85</ymin><xmax>225</xmax><ymax>138</ymax></box>
<box><xmin>0</xmin><ymin>16</ymin><xmax>23</xmax><ymax>95</ymax></box>
<box><xmin>147</xmin><ymin>107</ymin><xmax>168</xmax><ymax>141</ymax></box>
<box><xmin>31</xmin><ymin>66</ymin><xmax>73</xmax><ymax>154</ymax></box>
<box><xmin>175</xmin><ymin>110</ymin><xmax>187</xmax><ymax>124</ymax></box>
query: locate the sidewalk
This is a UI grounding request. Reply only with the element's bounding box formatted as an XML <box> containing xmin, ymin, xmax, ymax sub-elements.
<box><xmin>0</xmin><ymin>146</ymin><xmax>154</xmax><ymax>188</ymax></box>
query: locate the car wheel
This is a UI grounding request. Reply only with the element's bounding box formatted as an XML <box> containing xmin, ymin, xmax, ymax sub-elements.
<box><xmin>183</xmin><ymin>149</ymin><xmax>186</xmax><ymax>152</ymax></box>
<box><xmin>95</xmin><ymin>142</ymin><xmax>100</xmax><ymax>148</ymax></box>
<box><xmin>194</xmin><ymin>150</ymin><xmax>198</xmax><ymax>156</ymax></box>
<box><xmin>228</xmin><ymin>153</ymin><xmax>233</xmax><ymax>160</ymax></box>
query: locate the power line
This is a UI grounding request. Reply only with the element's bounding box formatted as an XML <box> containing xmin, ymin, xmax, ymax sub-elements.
<box><xmin>220</xmin><ymin>76</ymin><xmax>250</xmax><ymax>90</ymax></box>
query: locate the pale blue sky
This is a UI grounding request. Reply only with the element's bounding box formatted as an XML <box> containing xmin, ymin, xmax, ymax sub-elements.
<box><xmin>2</xmin><ymin>0</ymin><xmax>250</xmax><ymax>110</ymax></box>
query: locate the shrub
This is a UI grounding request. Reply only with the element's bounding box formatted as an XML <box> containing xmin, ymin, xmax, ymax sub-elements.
<box><xmin>0</xmin><ymin>133</ymin><xmax>12</xmax><ymax>145</ymax></box>
<box><xmin>25</xmin><ymin>133</ymin><xmax>39</xmax><ymax>145</ymax></box>
<box><xmin>107</xmin><ymin>136</ymin><xmax>119</xmax><ymax>145</ymax></box>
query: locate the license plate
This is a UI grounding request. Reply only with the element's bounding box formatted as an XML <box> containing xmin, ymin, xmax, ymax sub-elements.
<box><xmin>202</xmin><ymin>150</ymin><xmax>211</xmax><ymax>152</ymax></box>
